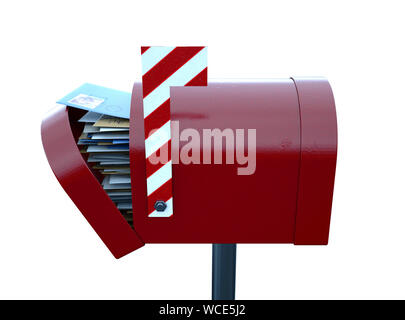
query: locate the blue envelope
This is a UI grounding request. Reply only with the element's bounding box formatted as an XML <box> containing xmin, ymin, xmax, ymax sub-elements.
<box><xmin>58</xmin><ymin>83</ymin><xmax>131</xmax><ymax>119</ymax></box>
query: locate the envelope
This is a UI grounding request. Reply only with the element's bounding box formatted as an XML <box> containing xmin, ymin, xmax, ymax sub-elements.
<box><xmin>90</xmin><ymin>132</ymin><xmax>130</xmax><ymax>140</ymax></box>
<box><xmin>99</xmin><ymin>160</ymin><xmax>130</xmax><ymax>165</ymax></box>
<box><xmin>87</xmin><ymin>145</ymin><xmax>129</xmax><ymax>152</ymax></box>
<box><xmin>117</xmin><ymin>202</ymin><xmax>133</xmax><ymax>210</ymax></box>
<box><xmin>58</xmin><ymin>83</ymin><xmax>131</xmax><ymax>119</ymax></box>
<box><xmin>93</xmin><ymin>115</ymin><xmax>129</xmax><ymax>128</ymax></box>
<box><xmin>109</xmin><ymin>174</ymin><xmax>131</xmax><ymax>184</ymax></box>
<box><xmin>78</xmin><ymin>111</ymin><xmax>103</xmax><ymax>123</ymax></box>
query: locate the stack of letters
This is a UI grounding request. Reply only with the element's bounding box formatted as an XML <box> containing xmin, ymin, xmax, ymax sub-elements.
<box><xmin>58</xmin><ymin>83</ymin><xmax>134</xmax><ymax>225</ymax></box>
<box><xmin>77</xmin><ymin>111</ymin><xmax>133</xmax><ymax>224</ymax></box>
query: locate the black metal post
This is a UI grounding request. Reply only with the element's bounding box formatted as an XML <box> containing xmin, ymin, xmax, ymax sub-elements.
<box><xmin>212</xmin><ymin>244</ymin><xmax>237</xmax><ymax>300</ymax></box>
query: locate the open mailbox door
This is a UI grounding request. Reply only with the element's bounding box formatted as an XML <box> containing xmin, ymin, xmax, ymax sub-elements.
<box><xmin>41</xmin><ymin>105</ymin><xmax>144</xmax><ymax>259</ymax></box>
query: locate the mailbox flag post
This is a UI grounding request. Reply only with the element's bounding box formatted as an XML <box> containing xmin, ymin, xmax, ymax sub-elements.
<box><xmin>140</xmin><ymin>46</ymin><xmax>208</xmax><ymax>218</ymax></box>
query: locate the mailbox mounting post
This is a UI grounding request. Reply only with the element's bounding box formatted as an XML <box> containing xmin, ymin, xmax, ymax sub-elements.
<box><xmin>212</xmin><ymin>244</ymin><xmax>237</xmax><ymax>300</ymax></box>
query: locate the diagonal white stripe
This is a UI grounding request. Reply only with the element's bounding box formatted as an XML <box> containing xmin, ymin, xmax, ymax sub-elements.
<box><xmin>142</xmin><ymin>46</ymin><xmax>176</xmax><ymax>75</ymax></box>
<box><xmin>142</xmin><ymin>47</ymin><xmax>207</xmax><ymax>118</ymax></box>
<box><xmin>145</xmin><ymin>120</ymin><xmax>171</xmax><ymax>158</ymax></box>
<box><xmin>148</xmin><ymin>197</ymin><xmax>173</xmax><ymax>217</ymax></box>
<box><xmin>147</xmin><ymin>161</ymin><xmax>172</xmax><ymax>196</ymax></box>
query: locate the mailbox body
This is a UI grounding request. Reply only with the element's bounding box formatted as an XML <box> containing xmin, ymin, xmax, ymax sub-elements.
<box><xmin>42</xmin><ymin>78</ymin><xmax>337</xmax><ymax>258</ymax></box>
<box><xmin>131</xmin><ymin>78</ymin><xmax>337</xmax><ymax>245</ymax></box>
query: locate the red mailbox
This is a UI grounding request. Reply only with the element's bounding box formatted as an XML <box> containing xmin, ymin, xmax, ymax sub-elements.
<box><xmin>41</xmin><ymin>77</ymin><xmax>337</xmax><ymax>259</ymax></box>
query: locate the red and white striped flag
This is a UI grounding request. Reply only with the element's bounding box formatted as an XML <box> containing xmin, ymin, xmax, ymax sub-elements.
<box><xmin>141</xmin><ymin>46</ymin><xmax>208</xmax><ymax>217</ymax></box>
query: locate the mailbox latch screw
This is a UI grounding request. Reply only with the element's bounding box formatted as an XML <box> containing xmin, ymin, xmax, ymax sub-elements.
<box><xmin>154</xmin><ymin>200</ymin><xmax>167</xmax><ymax>212</ymax></box>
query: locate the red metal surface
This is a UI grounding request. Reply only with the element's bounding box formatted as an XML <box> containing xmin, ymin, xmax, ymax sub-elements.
<box><xmin>131</xmin><ymin>80</ymin><xmax>303</xmax><ymax>243</ymax></box>
<box><xmin>41</xmin><ymin>105</ymin><xmax>144</xmax><ymax>258</ymax></box>
<box><xmin>292</xmin><ymin>78</ymin><xmax>337</xmax><ymax>244</ymax></box>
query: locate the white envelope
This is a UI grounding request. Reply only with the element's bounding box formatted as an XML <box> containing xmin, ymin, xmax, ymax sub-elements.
<box><xmin>109</xmin><ymin>174</ymin><xmax>131</xmax><ymax>184</ymax></box>
<box><xmin>90</xmin><ymin>132</ymin><xmax>129</xmax><ymax>140</ymax></box>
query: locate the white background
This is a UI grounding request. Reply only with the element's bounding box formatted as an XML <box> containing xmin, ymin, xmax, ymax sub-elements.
<box><xmin>0</xmin><ymin>0</ymin><xmax>404</xmax><ymax>299</ymax></box>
